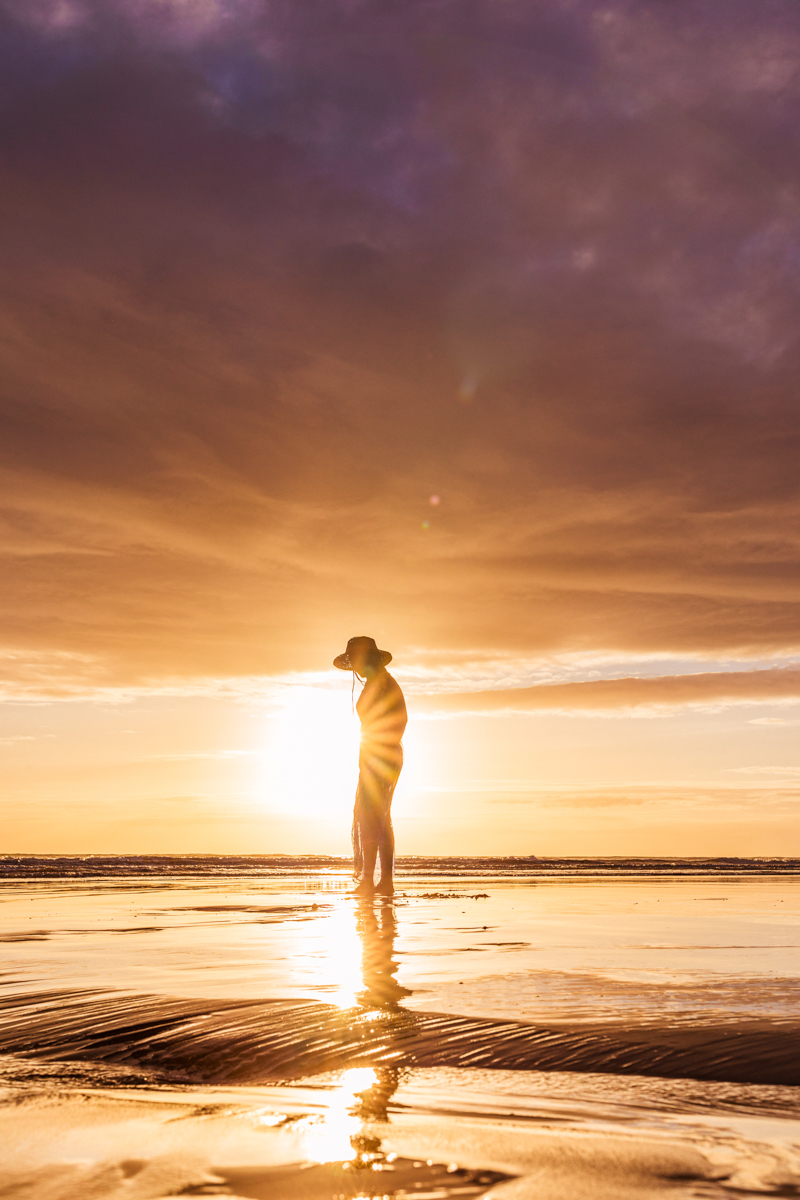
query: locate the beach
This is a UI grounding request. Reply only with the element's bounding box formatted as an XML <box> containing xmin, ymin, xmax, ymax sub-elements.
<box><xmin>1</xmin><ymin>857</ymin><xmax>799</xmax><ymax>1198</ymax></box>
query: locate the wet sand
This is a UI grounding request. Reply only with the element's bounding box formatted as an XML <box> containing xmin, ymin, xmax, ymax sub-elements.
<box><xmin>1</xmin><ymin>857</ymin><xmax>799</xmax><ymax>1198</ymax></box>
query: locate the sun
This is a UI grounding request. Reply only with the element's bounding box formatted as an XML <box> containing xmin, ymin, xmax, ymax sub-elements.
<box><xmin>262</xmin><ymin>686</ymin><xmax>361</xmax><ymax>817</ymax></box>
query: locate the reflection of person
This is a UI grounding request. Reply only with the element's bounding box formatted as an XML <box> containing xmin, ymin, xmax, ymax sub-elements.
<box><xmin>356</xmin><ymin>900</ymin><xmax>412</xmax><ymax>1009</ymax></box>
<box><xmin>334</xmin><ymin>636</ymin><xmax>407</xmax><ymax>897</ymax></box>
<box><xmin>352</xmin><ymin>1067</ymin><xmax>400</xmax><ymax>1126</ymax></box>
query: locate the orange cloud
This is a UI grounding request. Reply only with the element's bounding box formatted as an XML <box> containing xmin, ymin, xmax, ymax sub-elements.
<box><xmin>415</xmin><ymin>668</ymin><xmax>800</xmax><ymax>716</ymax></box>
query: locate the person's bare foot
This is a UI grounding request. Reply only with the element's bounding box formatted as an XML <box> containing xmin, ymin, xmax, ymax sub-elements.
<box><xmin>351</xmin><ymin>880</ymin><xmax>375</xmax><ymax>897</ymax></box>
<box><xmin>374</xmin><ymin>879</ymin><xmax>394</xmax><ymax>897</ymax></box>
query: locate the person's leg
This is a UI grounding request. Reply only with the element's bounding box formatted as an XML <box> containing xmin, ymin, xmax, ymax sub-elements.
<box><xmin>352</xmin><ymin>770</ymin><xmax>377</xmax><ymax>894</ymax></box>
<box><xmin>375</xmin><ymin>815</ymin><xmax>395</xmax><ymax>895</ymax></box>
<box><xmin>353</xmin><ymin>839</ymin><xmax>378</xmax><ymax>895</ymax></box>
<box><xmin>375</xmin><ymin>750</ymin><xmax>401</xmax><ymax>897</ymax></box>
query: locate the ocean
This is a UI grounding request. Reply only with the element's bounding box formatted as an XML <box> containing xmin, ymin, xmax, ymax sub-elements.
<box><xmin>1</xmin><ymin>856</ymin><xmax>799</xmax><ymax>1198</ymax></box>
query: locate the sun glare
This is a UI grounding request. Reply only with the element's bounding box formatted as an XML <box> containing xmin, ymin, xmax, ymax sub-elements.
<box><xmin>263</xmin><ymin>687</ymin><xmax>361</xmax><ymax>817</ymax></box>
<box><xmin>300</xmin><ymin>1067</ymin><xmax>378</xmax><ymax>1163</ymax></box>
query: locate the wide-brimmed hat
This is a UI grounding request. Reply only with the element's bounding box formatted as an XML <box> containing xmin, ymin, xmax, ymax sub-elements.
<box><xmin>334</xmin><ymin>635</ymin><xmax>392</xmax><ymax>671</ymax></box>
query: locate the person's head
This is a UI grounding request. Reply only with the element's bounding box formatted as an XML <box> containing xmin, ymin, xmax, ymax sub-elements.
<box><xmin>334</xmin><ymin>636</ymin><xmax>392</xmax><ymax>677</ymax></box>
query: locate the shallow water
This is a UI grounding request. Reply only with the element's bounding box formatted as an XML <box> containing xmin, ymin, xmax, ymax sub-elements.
<box><xmin>1</xmin><ymin>857</ymin><xmax>799</xmax><ymax>1198</ymax></box>
<box><xmin>2</xmin><ymin>859</ymin><xmax>798</xmax><ymax>1024</ymax></box>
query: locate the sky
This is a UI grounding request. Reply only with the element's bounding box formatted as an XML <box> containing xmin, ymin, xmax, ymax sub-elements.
<box><xmin>1</xmin><ymin>0</ymin><xmax>799</xmax><ymax>855</ymax></box>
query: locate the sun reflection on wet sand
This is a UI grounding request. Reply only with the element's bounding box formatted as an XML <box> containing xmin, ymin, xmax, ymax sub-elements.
<box><xmin>324</xmin><ymin>907</ymin><xmax>364</xmax><ymax>1009</ymax></box>
<box><xmin>304</xmin><ymin>894</ymin><xmax>413</xmax><ymax>1011</ymax></box>
<box><xmin>296</xmin><ymin>1064</ymin><xmax>406</xmax><ymax>1185</ymax></box>
<box><xmin>299</xmin><ymin>1066</ymin><xmax>377</xmax><ymax>1163</ymax></box>
<box><xmin>253</xmin><ymin>1064</ymin><xmax>406</xmax><ymax>1172</ymax></box>
<box><xmin>291</xmin><ymin>899</ymin><xmax>411</xmax><ymax>1168</ymax></box>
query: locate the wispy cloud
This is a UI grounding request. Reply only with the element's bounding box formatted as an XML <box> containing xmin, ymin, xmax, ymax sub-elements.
<box><xmin>749</xmin><ymin>716</ymin><xmax>800</xmax><ymax>726</ymax></box>
<box><xmin>3</xmin><ymin>647</ymin><xmax>800</xmax><ymax>718</ymax></box>
<box><xmin>725</xmin><ymin>765</ymin><xmax>800</xmax><ymax>777</ymax></box>
<box><xmin>417</xmin><ymin>783</ymin><xmax>800</xmax><ymax>811</ymax></box>
<box><xmin>149</xmin><ymin>749</ymin><xmax>263</xmax><ymax>761</ymax></box>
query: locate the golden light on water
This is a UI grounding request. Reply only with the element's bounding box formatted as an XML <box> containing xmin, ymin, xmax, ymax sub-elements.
<box><xmin>317</xmin><ymin>903</ymin><xmax>364</xmax><ymax>1009</ymax></box>
<box><xmin>298</xmin><ymin>1067</ymin><xmax>378</xmax><ymax>1163</ymax></box>
<box><xmin>250</xmin><ymin>896</ymin><xmax>408</xmax><ymax>1168</ymax></box>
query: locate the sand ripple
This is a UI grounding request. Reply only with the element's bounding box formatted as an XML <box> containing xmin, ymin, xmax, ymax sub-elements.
<box><xmin>1</xmin><ymin>991</ymin><xmax>797</xmax><ymax>1086</ymax></box>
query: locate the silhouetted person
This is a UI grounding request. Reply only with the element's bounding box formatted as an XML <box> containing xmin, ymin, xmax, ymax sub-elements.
<box><xmin>334</xmin><ymin>636</ymin><xmax>407</xmax><ymax>897</ymax></box>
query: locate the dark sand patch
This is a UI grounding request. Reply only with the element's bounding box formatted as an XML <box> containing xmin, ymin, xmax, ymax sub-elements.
<box><xmin>417</xmin><ymin>894</ymin><xmax>490</xmax><ymax>900</ymax></box>
<box><xmin>0</xmin><ymin>932</ymin><xmax>51</xmax><ymax>943</ymax></box>
<box><xmin>176</xmin><ymin>905</ymin><xmax>329</xmax><ymax>914</ymax></box>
